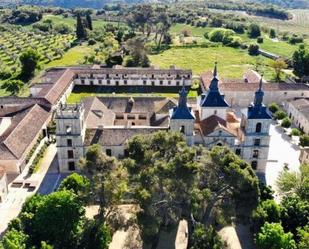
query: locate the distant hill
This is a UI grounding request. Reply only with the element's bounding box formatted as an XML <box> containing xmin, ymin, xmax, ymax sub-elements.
<box><xmin>18</xmin><ymin>0</ymin><xmax>147</xmax><ymax>9</ymax></box>
<box><xmin>248</xmin><ymin>0</ymin><xmax>309</xmax><ymax>9</ymax></box>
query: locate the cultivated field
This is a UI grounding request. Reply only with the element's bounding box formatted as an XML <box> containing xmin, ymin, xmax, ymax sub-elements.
<box><xmin>149</xmin><ymin>46</ymin><xmax>274</xmax><ymax>79</ymax></box>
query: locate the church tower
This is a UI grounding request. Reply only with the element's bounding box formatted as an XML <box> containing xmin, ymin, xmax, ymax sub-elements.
<box><xmin>55</xmin><ymin>103</ymin><xmax>86</xmax><ymax>172</ymax></box>
<box><xmin>170</xmin><ymin>84</ymin><xmax>195</xmax><ymax>145</ymax></box>
<box><xmin>241</xmin><ymin>77</ymin><xmax>272</xmax><ymax>172</ymax></box>
<box><xmin>200</xmin><ymin>63</ymin><xmax>229</xmax><ymax>120</ymax></box>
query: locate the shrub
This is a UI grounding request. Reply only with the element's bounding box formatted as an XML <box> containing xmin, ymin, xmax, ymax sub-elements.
<box><xmin>289</xmin><ymin>36</ymin><xmax>303</xmax><ymax>44</ymax></box>
<box><xmin>88</xmin><ymin>38</ymin><xmax>96</xmax><ymax>45</ymax></box>
<box><xmin>0</xmin><ymin>68</ymin><xmax>13</xmax><ymax>80</ymax></box>
<box><xmin>248</xmin><ymin>23</ymin><xmax>261</xmax><ymax>38</ymax></box>
<box><xmin>268</xmin><ymin>103</ymin><xmax>279</xmax><ymax>113</ymax></box>
<box><xmin>281</xmin><ymin>117</ymin><xmax>292</xmax><ymax>128</ymax></box>
<box><xmin>257</xmin><ymin>37</ymin><xmax>264</xmax><ymax>43</ymax></box>
<box><xmin>290</xmin><ymin>128</ymin><xmax>301</xmax><ymax>136</ymax></box>
<box><xmin>274</xmin><ymin>110</ymin><xmax>287</xmax><ymax>120</ymax></box>
<box><xmin>270</xmin><ymin>28</ymin><xmax>276</xmax><ymax>38</ymax></box>
<box><xmin>299</xmin><ymin>135</ymin><xmax>309</xmax><ymax>147</ymax></box>
<box><xmin>248</xmin><ymin>43</ymin><xmax>259</xmax><ymax>56</ymax></box>
<box><xmin>208</xmin><ymin>28</ymin><xmax>235</xmax><ymax>43</ymax></box>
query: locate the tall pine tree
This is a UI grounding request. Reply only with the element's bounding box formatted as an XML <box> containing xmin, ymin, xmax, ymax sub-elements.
<box><xmin>76</xmin><ymin>13</ymin><xmax>87</xmax><ymax>40</ymax></box>
<box><xmin>86</xmin><ymin>13</ymin><xmax>93</xmax><ymax>30</ymax></box>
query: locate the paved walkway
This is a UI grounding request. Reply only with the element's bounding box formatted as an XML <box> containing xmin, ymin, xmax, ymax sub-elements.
<box><xmin>265</xmin><ymin>122</ymin><xmax>300</xmax><ymax>199</ymax></box>
<box><xmin>0</xmin><ymin>143</ymin><xmax>58</xmax><ymax>236</ymax></box>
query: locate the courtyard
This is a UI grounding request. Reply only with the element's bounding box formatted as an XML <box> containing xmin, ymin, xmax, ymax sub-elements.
<box><xmin>265</xmin><ymin>121</ymin><xmax>301</xmax><ymax>195</ymax></box>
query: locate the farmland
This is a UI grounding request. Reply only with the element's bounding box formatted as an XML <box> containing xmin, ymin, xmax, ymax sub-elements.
<box><xmin>149</xmin><ymin>46</ymin><xmax>274</xmax><ymax>79</ymax></box>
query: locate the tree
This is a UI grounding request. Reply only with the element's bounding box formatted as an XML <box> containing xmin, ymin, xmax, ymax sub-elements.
<box><xmin>276</xmin><ymin>165</ymin><xmax>309</xmax><ymax>200</ymax></box>
<box><xmin>124</xmin><ymin>38</ymin><xmax>150</xmax><ymax>67</ymax></box>
<box><xmin>300</xmin><ymin>135</ymin><xmax>309</xmax><ymax>147</ymax></box>
<box><xmin>79</xmin><ymin>144</ymin><xmax>128</xmax><ymax>222</ymax></box>
<box><xmin>268</xmin><ymin>103</ymin><xmax>279</xmax><ymax>114</ymax></box>
<box><xmin>0</xmin><ymin>229</ymin><xmax>28</xmax><ymax>249</ymax></box>
<box><xmin>31</xmin><ymin>190</ymin><xmax>85</xmax><ymax>248</ymax></box>
<box><xmin>248</xmin><ymin>23</ymin><xmax>261</xmax><ymax>38</ymax></box>
<box><xmin>292</xmin><ymin>45</ymin><xmax>309</xmax><ymax>77</ymax></box>
<box><xmin>259</xmin><ymin>181</ymin><xmax>274</xmax><ymax>201</ymax></box>
<box><xmin>252</xmin><ymin>199</ymin><xmax>281</xmax><ymax>232</ymax></box>
<box><xmin>3</xmin><ymin>80</ymin><xmax>23</xmax><ymax>95</ymax></box>
<box><xmin>290</xmin><ymin>128</ymin><xmax>301</xmax><ymax>136</ymax></box>
<box><xmin>281</xmin><ymin>117</ymin><xmax>292</xmax><ymax>128</ymax></box>
<box><xmin>248</xmin><ymin>43</ymin><xmax>259</xmax><ymax>56</ymax></box>
<box><xmin>297</xmin><ymin>226</ymin><xmax>309</xmax><ymax>249</ymax></box>
<box><xmin>195</xmin><ymin>146</ymin><xmax>260</xmax><ymax>225</ymax></box>
<box><xmin>274</xmin><ymin>110</ymin><xmax>287</xmax><ymax>120</ymax></box>
<box><xmin>19</xmin><ymin>49</ymin><xmax>41</xmax><ymax>81</ymax></box>
<box><xmin>59</xmin><ymin>173</ymin><xmax>90</xmax><ymax>201</ymax></box>
<box><xmin>76</xmin><ymin>13</ymin><xmax>87</xmax><ymax>40</ymax></box>
<box><xmin>86</xmin><ymin>13</ymin><xmax>93</xmax><ymax>30</ymax></box>
<box><xmin>270</xmin><ymin>59</ymin><xmax>288</xmax><ymax>82</ymax></box>
<box><xmin>280</xmin><ymin>195</ymin><xmax>309</xmax><ymax>236</ymax></box>
<box><xmin>126</xmin><ymin>131</ymin><xmax>199</xmax><ymax>243</ymax></box>
<box><xmin>256</xmin><ymin>222</ymin><xmax>297</xmax><ymax>249</ymax></box>
<box><xmin>270</xmin><ymin>28</ymin><xmax>276</xmax><ymax>38</ymax></box>
<box><xmin>191</xmin><ymin>223</ymin><xmax>225</xmax><ymax>249</ymax></box>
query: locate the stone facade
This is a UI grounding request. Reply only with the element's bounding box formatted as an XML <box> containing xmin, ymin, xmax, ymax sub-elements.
<box><xmin>285</xmin><ymin>98</ymin><xmax>309</xmax><ymax>134</ymax></box>
<box><xmin>56</xmin><ymin>64</ymin><xmax>272</xmax><ymax>173</ymax></box>
<box><xmin>55</xmin><ymin>104</ymin><xmax>86</xmax><ymax>172</ymax></box>
<box><xmin>0</xmin><ymin>168</ymin><xmax>8</xmax><ymax>203</ymax></box>
<box><xmin>74</xmin><ymin>65</ymin><xmax>192</xmax><ymax>87</ymax></box>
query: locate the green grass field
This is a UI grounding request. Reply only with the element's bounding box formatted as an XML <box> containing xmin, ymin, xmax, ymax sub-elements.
<box><xmin>45</xmin><ymin>45</ymin><xmax>92</xmax><ymax>68</ymax></box>
<box><xmin>149</xmin><ymin>46</ymin><xmax>273</xmax><ymax>79</ymax></box>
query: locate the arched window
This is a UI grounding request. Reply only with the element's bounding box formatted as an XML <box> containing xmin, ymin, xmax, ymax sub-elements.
<box><xmin>217</xmin><ymin>142</ymin><xmax>222</xmax><ymax>146</ymax></box>
<box><xmin>180</xmin><ymin>125</ymin><xmax>185</xmax><ymax>134</ymax></box>
<box><xmin>256</xmin><ymin>122</ymin><xmax>262</xmax><ymax>133</ymax></box>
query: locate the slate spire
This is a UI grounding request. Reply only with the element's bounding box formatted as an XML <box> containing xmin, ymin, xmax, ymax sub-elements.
<box><xmin>209</xmin><ymin>62</ymin><xmax>219</xmax><ymax>92</ymax></box>
<box><xmin>254</xmin><ymin>76</ymin><xmax>264</xmax><ymax>107</ymax></box>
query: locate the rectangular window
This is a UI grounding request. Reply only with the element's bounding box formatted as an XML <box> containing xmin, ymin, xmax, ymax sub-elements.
<box><xmin>180</xmin><ymin>125</ymin><xmax>185</xmax><ymax>134</ymax></box>
<box><xmin>106</xmin><ymin>149</ymin><xmax>112</xmax><ymax>156</ymax></box>
<box><xmin>235</xmin><ymin>148</ymin><xmax>241</xmax><ymax>155</ymax></box>
<box><xmin>66</xmin><ymin>126</ymin><xmax>72</xmax><ymax>134</ymax></box>
<box><xmin>107</xmin><ymin>80</ymin><xmax>110</xmax><ymax>85</ymax></box>
<box><xmin>254</xmin><ymin>139</ymin><xmax>261</xmax><ymax>146</ymax></box>
<box><xmin>68</xmin><ymin>161</ymin><xmax>75</xmax><ymax>171</ymax></box>
<box><xmin>160</xmin><ymin>80</ymin><xmax>163</xmax><ymax>85</ymax></box>
<box><xmin>98</xmin><ymin>79</ymin><xmax>102</xmax><ymax>84</ymax></box>
<box><xmin>68</xmin><ymin>150</ymin><xmax>74</xmax><ymax>159</ymax></box>
<box><xmin>81</xmin><ymin>79</ymin><xmax>85</xmax><ymax>84</ymax></box>
<box><xmin>143</xmin><ymin>80</ymin><xmax>147</xmax><ymax>85</ymax></box>
<box><xmin>67</xmin><ymin>139</ymin><xmax>72</xmax><ymax>147</ymax></box>
<box><xmin>253</xmin><ymin>150</ymin><xmax>259</xmax><ymax>158</ymax></box>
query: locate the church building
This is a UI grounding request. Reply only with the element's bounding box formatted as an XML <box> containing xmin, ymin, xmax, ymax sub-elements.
<box><xmin>56</xmin><ymin>63</ymin><xmax>272</xmax><ymax>173</ymax></box>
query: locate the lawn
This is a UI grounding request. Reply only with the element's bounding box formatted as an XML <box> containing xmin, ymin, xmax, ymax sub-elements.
<box><xmin>170</xmin><ymin>23</ymin><xmax>212</xmax><ymax>37</ymax></box>
<box><xmin>67</xmin><ymin>85</ymin><xmax>199</xmax><ymax>103</ymax></box>
<box><xmin>45</xmin><ymin>45</ymin><xmax>92</xmax><ymax>68</ymax></box>
<box><xmin>149</xmin><ymin>46</ymin><xmax>274</xmax><ymax>79</ymax></box>
<box><xmin>259</xmin><ymin>37</ymin><xmax>300</xmax><ymax>58</ymax></box>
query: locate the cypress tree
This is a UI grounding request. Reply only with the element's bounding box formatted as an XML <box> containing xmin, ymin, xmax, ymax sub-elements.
<box><xmin>86</xmin><ymin>13</ymin><xmax>93</xmax><ymax>30</ymax></box>
<box><xmin>76</xmin><ymin>13</ymin><xmax>87</xmax><ymax>40</ymax></box>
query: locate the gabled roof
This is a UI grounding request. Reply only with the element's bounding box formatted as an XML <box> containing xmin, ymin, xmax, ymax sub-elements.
<box><xmin>0</xmin><ymin>103</ymin><xmax>50</xmax><ymax>160</ymax></box>
<box><xmin>199</xmin><ymin>114</ymin><xmax>238</xmax><ymax>137</ymax></box>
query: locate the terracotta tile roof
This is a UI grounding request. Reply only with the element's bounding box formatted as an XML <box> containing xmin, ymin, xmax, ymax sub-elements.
<box><xmin>41</xmin><ymin>69</ymin><xmax>75</xmax><ymax>105</ymax></box>
<box><xmin>220</xmin><ymin>82</ymin><xmax>309</xmax><ymax>91</ymax></box>
<box><xmin>0</xmin><ymin>104</ymin><xmax>50</xmax><ymax>160</ymax></box>
<box><xmin>83</xmin><ymin>97</ymin><xmax>115</xmax><ymax>128</ymax></box>
<box><xmin>198</xmin><ymin>114</ymin><xmax>241</xmax><ymax>138</ymax></box>
<box><xmin>289</xmin><ymin>98</ymin><xmax>309</xmax><ymax>120</ymax></box>
<box><xmin>84</xmin><ymin>128</ymin><xmax>165</xmax><ymax>146</ymax></box>
<box><xmin>243</xmin><ymin>70</ymin><xmax>261</xmax><ymax>83</ymax></box>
